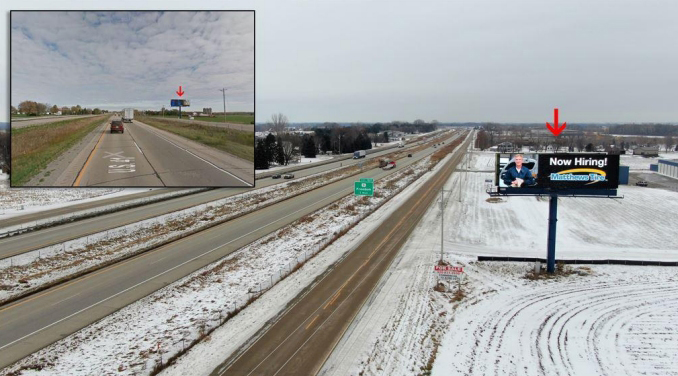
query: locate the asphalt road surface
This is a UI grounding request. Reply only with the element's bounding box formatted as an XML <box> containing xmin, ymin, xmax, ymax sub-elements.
<box><xmin>0</xmin><ymin>134</ymin><xmax>448</xmax><ymax>259</ymax></box>
<box><xmin>213</xmin><ymin>134</ymin><xmax>470</xmax><ymax>376</ymax></box>
<box><xmin>10</xmin><ymin>115</ymin><xmax>101</xmax><ymax>129</ymax></box>
<box><xmin>73</xmin><ymin>119</ymin><xmax>253</xmax><ymax>187</ymax></box>
<box><xmin>0</xmin><ymin>132</ymin><xmax>463</xmax><ymax>369</ymax></box>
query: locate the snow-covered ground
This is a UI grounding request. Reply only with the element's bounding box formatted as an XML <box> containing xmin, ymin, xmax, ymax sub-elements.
<box><xmin>620</xmin><ymin>152</ymin><xmax>678</xmax><ymax>171</ymax></box>
<box><xmin>255</xmin><ymin>154</ymin><xmax>335</xmax><ymax>173</ymax></box>
<box><xmin>322</xmin><ymin>149</ymin><xmax>678</xmax><ymax>376</ymax></box>
<box><xmin>0</xmin><ymin>175</ymin><xmax>151</xmax><ymax>220</ymax></box>
<box><xmin>0</xmin><ymin>143</ymin><xmax>455</xmax><ymax>375</ymax></box>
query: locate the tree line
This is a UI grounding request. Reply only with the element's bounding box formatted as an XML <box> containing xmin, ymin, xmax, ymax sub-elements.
<box><xmin>12</xmin><ymin>101</ymin><xmax>107</xmax><ymax>116</ymax></box>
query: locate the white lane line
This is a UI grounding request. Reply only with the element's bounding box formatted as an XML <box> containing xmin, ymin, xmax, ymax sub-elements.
<box><xmin>133</xmin><ymin>140</ymin><xmax>144</xmax><ymax>155</ymax></box>
<box><xmin>137</xmin><ymin>122</ymin><xmax>250</xmax><ymax>186</ymax></box>
<box><xmin>0</xmin><ymin>186</ymin><xmax>352</xmax><ymax>353</ymax></box>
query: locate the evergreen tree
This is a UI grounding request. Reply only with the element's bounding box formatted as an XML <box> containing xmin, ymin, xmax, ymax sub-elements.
<box><xmin>265</xmin><ymin>133</ymin><xmax>276</xmax><ymax>163</ymax></box>
<box><xmin>254</xmin><ymin>139</ymin><xmax>269</xmax><ymax>169</ymax></box>
<box><xmin>275</xmin><ymin>137</ymin><xmax>285</xmax><ymax>165</ymax></box>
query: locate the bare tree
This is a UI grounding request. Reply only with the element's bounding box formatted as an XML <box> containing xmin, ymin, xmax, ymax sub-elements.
<box><xmin>271</xmin><ymin>113</ymin><xmax>288</xmax><ymax>134</ymax></box>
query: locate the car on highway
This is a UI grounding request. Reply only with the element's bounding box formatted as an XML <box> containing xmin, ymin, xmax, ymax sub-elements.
<box><xmin>271</xmin><ymin>173</ymin><xmax>282</xmax><ymax>179</ymax></box>
<box><xmin>408</xmin><ymin>153</ymin><xmax>413</xmax><ymax>157</ymax></box>
<box><xmin>110</xmin><ymin>120</ymin><xmax>124</xmax><ymax>134</ymax></box>
<box><xmin>635</xmin><ymin>180</ymin><xmax>648</xmax><ymax>187</ymax></box>
<box><xmin>283</xmin><ymin>173</ymin><xmax>295</xmax><ymax>179</ymax></box>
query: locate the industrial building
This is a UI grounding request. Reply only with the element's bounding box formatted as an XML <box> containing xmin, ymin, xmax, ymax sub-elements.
<box><xmin>658</xmin><ymin>159</ymin><xmax>678</xmax><ymax>180</ymax></box>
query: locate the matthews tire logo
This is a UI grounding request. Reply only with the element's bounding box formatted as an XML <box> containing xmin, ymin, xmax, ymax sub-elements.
<box><xmin>536</xmin><ymin>154</ymin><xmax>620</xmax><ymax>190</ymax></box>
<box><xmin>550</xmin><ymin>168</ymin><xmax>606</xmax><ymax>184</ymax></box>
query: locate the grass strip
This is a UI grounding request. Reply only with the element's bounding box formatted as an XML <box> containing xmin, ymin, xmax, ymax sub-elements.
<box><xmin>138</xmin><ymin>116</ymin><xmax>254</xmax><ymax>162</ymax></box>
<box><xmin>11</xmin><ymin>115</ymin><xmax>107</xmax><ymax>186</ymax></box>
<box><xmin>151</xmin><ymin>114</ymin><xmax>254</xmax><ymax>124</ymax></box>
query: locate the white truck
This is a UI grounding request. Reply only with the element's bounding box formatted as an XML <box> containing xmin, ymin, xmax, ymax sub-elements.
<box><xmin>398</xmin><ymin>141</ymin><xmax>405</xmax><ymax>148</ymax></box>
<box><xmin>122</xmin><ymin>108</ymin><xmax>134</xmax><ymax>123</ymax></box>
<box><xmin>353</xmin><ymin>150</ymin><xmax>366</xmax><ymax>159</ymax></box>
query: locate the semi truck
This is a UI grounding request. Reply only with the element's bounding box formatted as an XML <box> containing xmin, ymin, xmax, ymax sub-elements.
<box><xmin>353</xmin><ymin>150</ymin><xmax>366</xmax><ymax>159</ymax></box>
<box><xmin>122</xmin><ymin>108</ymin><xmax>134</xmax><ymax>123</ymax></box>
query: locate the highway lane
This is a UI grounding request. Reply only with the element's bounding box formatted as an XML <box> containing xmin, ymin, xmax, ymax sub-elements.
<box><xmin>0</xmin><ymin>134</ymin><xmax>449</xmax><ymax>259</ymax></box>
<box><xmin>0</xmin><ymin>132</ymin><xmax>462</xmax><ymax>369</ymax></box>
<box><xmin>10</xmin><ymin>115</ymin><xmax>101</xmax><ymax>129</ymax></box>
<box><xmin>215</xmin><ymin>133</ymin><xmax>471</xmax><ymax>376</ymax></box>
<box><xmin>73</xmin><ymin>119</ymin><xmax>253</xmax><ymax>187</ymax></box>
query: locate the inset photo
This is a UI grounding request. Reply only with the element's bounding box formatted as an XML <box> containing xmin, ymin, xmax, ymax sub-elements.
<box><xmin>10</xmin><ymin>11</ymin><xmax>254</xmax><ymax>187</ymax></box>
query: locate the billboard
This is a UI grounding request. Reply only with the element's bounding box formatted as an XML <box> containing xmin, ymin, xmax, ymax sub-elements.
<box><xmin>170</xmin><ymin>99</ymin><xmax>190</xmax><ymax>107</ymax></box>
<box><xmin>496</xmin><ymin>153</ymin><xmax>620</xmax><ymax>191</ymax></box>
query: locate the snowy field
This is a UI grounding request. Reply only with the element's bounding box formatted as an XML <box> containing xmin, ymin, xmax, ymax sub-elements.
<box><xmin>620</xmin><ymin>152</ymin><xmax>678</xmax><ymax>171</ymax></box>
<box><xmin>255</xmin><ymin>154</ymin><xmax>335</xmax><ymax>173</ymax></box>
<box><xmin>0</xmin><ymin>136</ymin><xmax>464</xmax><ymax>375</ymax></box>
<box><xmin>322</xmin><ymin>150</ymin><xmax>678</xmax><ymax>376</ymax></box>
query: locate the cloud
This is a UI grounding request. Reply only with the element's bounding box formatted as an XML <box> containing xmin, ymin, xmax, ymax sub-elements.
<box><xmin>11</xmin><ymin>11</ymin><xmax>254</xmax><ymax>112</ymax></box>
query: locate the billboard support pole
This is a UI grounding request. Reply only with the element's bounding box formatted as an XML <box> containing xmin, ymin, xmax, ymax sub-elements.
<box><xmin>179</xmin><ymin>105</ymin><xmax>182</xmax><ymax>119</ymax></box>
<box><xmin>547</xmin><ymin>193</ymin><xmax>558</xmax><ymax>273</ymax></box>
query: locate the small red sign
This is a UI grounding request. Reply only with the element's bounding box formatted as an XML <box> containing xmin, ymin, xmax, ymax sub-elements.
<box><xmin>434</xmin><ymin>265</ymin><xmax>463</xmax><ymax>274</ymax></box>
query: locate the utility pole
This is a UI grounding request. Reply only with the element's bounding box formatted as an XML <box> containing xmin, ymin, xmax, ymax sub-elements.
<box><xmin>440</xmin><ymin>189</ymin><xmax>444</xmax><ymax>262</ymax></box>
<box><xmin>219</xmin><ymin>88</ymin><xmax>227</xmax><ymax>123</ymax></box>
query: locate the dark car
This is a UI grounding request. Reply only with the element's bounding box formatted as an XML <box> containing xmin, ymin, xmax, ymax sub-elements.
<box><xmin>408</xmin><ymin>153</ymin><xmax>413</xmax><ymax>157</ymax></box>
<box><xmin>271</xmin><ymin>173</ymin><xmax>282</xmax><ymax>179</ymax></box>
<box><xmin>283</xmin><ymin>173</ymin><xmax>294</xmax><ymax>179</ymax></box>
<box><xmin>635</xmin><ymin>181</ymin><xmax>648</xmax><ymax>187</ymax></box>
<box><xmin>110</xmin><ymin>120</ymin><xmax>124</xmax><ymax>134</ymax></box>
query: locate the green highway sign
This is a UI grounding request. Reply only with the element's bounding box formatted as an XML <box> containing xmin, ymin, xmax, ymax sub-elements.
<box><xmin>354</xmin><ymin>181</ymin><xmax>374</xmax><ymax>196</ymax></box>
<box><xmin>359</xmin><ymin>178</ymin><xmax>374</xmax><ymax>183</ymax></box>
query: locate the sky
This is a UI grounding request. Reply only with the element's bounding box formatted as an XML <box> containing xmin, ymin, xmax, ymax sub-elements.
<box><xmin>10</xmin><ymin>11</ymin><xmax>253</xmax><ymax>113</ymax></box>
<box><xmin>2</xmin><ymin>0</ymin><xmax>678</xmax><ymax>123</ymax></box>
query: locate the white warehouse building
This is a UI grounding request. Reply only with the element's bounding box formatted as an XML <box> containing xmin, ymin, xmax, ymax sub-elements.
<box><xmin>658</xmin><ymin>159</ymin><xmax>678</xmax><ymax>180</ymax></box>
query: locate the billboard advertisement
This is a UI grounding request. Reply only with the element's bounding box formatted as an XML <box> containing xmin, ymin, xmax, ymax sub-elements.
<box><xmin>496</xmin><ymin>153</ymin><xmax>620</xmax><ymax>191</ymax></box>
<box><xmin>170</xmin><ymin>99</ymin><xmax>190</xmax><ymax>107</ymax></box>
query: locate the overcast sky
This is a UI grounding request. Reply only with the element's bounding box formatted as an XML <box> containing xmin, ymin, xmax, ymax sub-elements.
<box><xmin>10</xmin><ymin>11</ymin><xmax>253</xmax><ymax>113</ymax></box>
<box><xmin>2</xmin><ymin>0</ymin><xmax>678</xmax><ymax>123</ymax></box>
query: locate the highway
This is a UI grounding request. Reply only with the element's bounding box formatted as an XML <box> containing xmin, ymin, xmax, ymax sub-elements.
<box><xmin>72</xmin><ymin>118</ymin><xmax>253</xmax><ymax>187</ymax></box>
<box><xmin>11</xmin><ymin>115</ymin><xmax>101</xmax><ymax>129</ymax></box>
<box><xmin>0</xmin><ymin>136</ymin><xmax>443</xmax><ymax>259</ymax></box>
<box><xmin>215</xmin><ymin>133</ymin><xmax>471</xmax><ymax>376</ymax></box>
<box><xmin>0</xmin><ymin>132</ymin><xmax>462</xmax><ymax>369</ymax></box>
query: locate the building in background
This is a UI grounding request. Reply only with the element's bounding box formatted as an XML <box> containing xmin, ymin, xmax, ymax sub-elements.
<box><xmin>658</xmin><ymin>159</ymin><xmax>678</xmax><ymax>180</ymax></box>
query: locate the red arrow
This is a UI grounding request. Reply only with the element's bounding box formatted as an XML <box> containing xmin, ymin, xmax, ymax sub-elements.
<box><xmin>176</xmin><ymin>86</ymin><xmax>184</xmax><ymax>97</ymax></box>
<box><xmin>546</xmin><ymin>108</ymin><xmax>566</xmax><ymax>136</ymax></box>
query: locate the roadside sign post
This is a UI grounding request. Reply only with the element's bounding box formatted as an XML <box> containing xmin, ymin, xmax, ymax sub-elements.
<box><xmin>354</xmin><ymin>179</ymin><xmax>374</xmax><ymax>196</ymax></box>
<box><xmin>434</xmin><ymin>265</ymin><xmax>464</xmax><ymax>292</ymax></box>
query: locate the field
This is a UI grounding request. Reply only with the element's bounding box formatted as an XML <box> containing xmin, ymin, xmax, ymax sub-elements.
<box><xmin>151</xmin><ymin>114</ymin><xmax>254</xmax><ymax>125</ymax></box>
<box><xmin>137</xmin><ymin>116</ymin><xmax>254</xmax><ymax>162</ymax></box>
<box><xmin>323</xmin><ymin>149</ymin><xmax>678</xmax><ymax>376</ymax></box>
<box><xmin>10</xmin><ymin>115</ymin><xmax>107</xmax><ymax>186</ymax></box>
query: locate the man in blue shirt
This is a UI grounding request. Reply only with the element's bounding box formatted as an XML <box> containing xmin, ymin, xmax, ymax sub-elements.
<box><xmin>501</xmin><ymin>154</ymin><xmax>535</xmax><ymax>187</ymax></box>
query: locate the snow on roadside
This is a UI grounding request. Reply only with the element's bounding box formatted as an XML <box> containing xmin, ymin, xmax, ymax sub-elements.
<box><xmin>0</xmin><ymin>144</ymin><xmax>451</xmax><ymax>375</ymax></box>
<box><xmin>0</xmin><ymin>159</ymin><xmax>380</xmax><ymax>303</ymax></box>
<box><xmin>321</xmin><ymin>149</ymin><xmax>678</xmax><ymax>376</ymax></box>
<box><xmin>255</xmin><ymin>154</ymin><xmax>335</xmax><ymax>173</ymax></box>
<box><xmin>0</xmin><ymin>185</ymin><xmax>150</xmax><ymax>220</ymax></box>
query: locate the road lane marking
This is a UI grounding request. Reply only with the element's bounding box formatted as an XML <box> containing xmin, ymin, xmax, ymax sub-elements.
<box><xmin>73</xmin><ymin>125</ymin><xmax>107</xmax><ymax>186</ymax></box>
<box><xmin>305</xmin><ymin>315</ymin><xmax>319</xmax><ymax>330</ymax></box>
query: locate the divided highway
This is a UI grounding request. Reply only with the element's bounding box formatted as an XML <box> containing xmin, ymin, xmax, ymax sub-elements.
<box><xmin>216</xmin><ymin>133</ymin><xmax>471</xmax><ymax>375</ymax></box>
<box><xmin>0</xmin><ymin>136</ymin><xmax>440</xmax><ymax>259</ymax></box>
<box><xmin>0</xmin><ymin>132</ymin><xmax>462</xmax><ymax>369</ymax></box>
